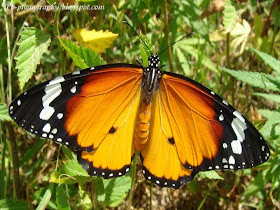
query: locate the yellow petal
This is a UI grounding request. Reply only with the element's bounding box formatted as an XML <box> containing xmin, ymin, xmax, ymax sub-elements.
<box><xmin>72</xmin><ymin>29</ymin><xmax>118</xmax><ymax>53</ymax></box>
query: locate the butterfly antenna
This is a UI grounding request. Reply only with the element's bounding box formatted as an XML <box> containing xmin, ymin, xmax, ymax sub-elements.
<box><xmin>158</xmin><ymin>32</ymin><xmax>195</xmax><ymax>56</ymax></box>
<box><xmin>122</xmin><ymin>21</ymin><xmax>153</xmax><ymax>55</ymax></box>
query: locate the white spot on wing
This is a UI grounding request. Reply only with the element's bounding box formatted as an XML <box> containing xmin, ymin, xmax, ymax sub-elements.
<box><xmin>233</xmin><ymin>111</ymin><xmax>245</xmax><ymax>123</ymax></box>
<box><xmin>231</xmin><ymin>118</ymin><xmax>247</xmax><ymax>142</ymax></box>
<box><xmin>48</xmin><ymin>76</ymin><xmax>65</xmax><ymax>85</ymax></box>
<box><xmin>223</xmin><ymin>143</ymin><xmax>228</xmax><ymax>148</ymax></box>
<box><xmin>40</xmin><ymin>79</ymin><xmax>64</xmax><ymax>120</ymax></box>
<box><xmin>42</xmin><ymin>123</ymin><xmax>51</xmax><ymax>133</ymax></box>
<box><xmin>70</xmin><ymin>86</ymin><xmax>76</xmax><ymax>93</ymax></box>
<box><xmin>17</xmin><ymin>100</ymin><xmax>21</xmax><ymax>106</ymax></box>
<box><xmin>231</xmin><ymin>140</ymin><xmax>242</xmax><ymax>154</ymax></box>
<box><xmin>57</xmin><ymin>113</ymin><xmax>63</xmax><ymax>119</ymax></box>
<box><xmin>219</xmin><ymin>114</ymin><xmax>224</xmax><ymax>121</ymax></box>
<box><xmin>229</xmin><ymin>156</ymin><xmax>235</xmax><ymax>164</ymax></box>
<box><xmin>51</xmin><ymin>128</ymin><xmax>58</xmax><ymax>134</ymax></box>
<box><xmin>57</xmin><ymin>138</ymin><xmax>62</xmax><ymax>142</ymax></box>
<box><xmin>222</xmin><ymin>100</ymin><xmax>229</xmax><ymax>106</ymax></box>
<box><xmin>72</xmin><ymin>70</ymin><xmax>80</xmax><ymax>75</ymax></box>
<box><xmin>40</xmin><ymin>107</ymin><xmax>55</xmax><ymax>121</ymax></box>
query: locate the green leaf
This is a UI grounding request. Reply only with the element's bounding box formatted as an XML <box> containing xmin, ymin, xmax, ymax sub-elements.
<box><xmin>0</xmin><ymin>199</ymin><xmax>29</xmax><ymax>210</ymax></box>
<box><xmin>223</xmin><ymin>0</ymin><xmax>238</xmax><ymax>33</ymax></box>
<box><xmin>0</xmin><ymin>103</ymin><xmax>12</xmax><ymax>122</ymax></box>
<box><xmin>250</xmin><ymin>47</ymin><xmax>280</xmax><ymax>74</ymax></box>
<box><xmin>15</xmin><ymin>27</ymin><xmax>51</xmax><ymax>89</ymax></box>
<box><xmin>243</xmin><ymin>171</ymin><xmax>266</xmax><ymax>198</ymax></box>
<box><xmin>36</xmin><ymin>183</ymin><xmax>56</xmax><ymax>210</ymax></box>
<box><xmin>0</xmin><ymin>37</ymin><xmax>8</xmax><ymax>64</ymax></box>
<box><xmin>230</xmin><ymin>19</ymin><xmax>251</xmax><ymax>54</ymax></box>
<box><xmin>20</xmin><ymin>139</ymin><xmax>46</xmax><ymax>166</ymax></box>
<box><xmin>139</xmin><ymin>32</ymin><xmax>154</xmax><ymax>67</ymax></box>
<box><xmin>50</xmin><ymin>160</ymin><xmax>94</xmax><ymax>185</ymax></box>
<box><xmin>56</xmin><ymin>185</ymin><xmax>71</xmax><ymax>210</ymax></box>
<box><xmin>96</xmin><ymin>174</ymin><xmax>132</xmax><ymax>207</ymax></box>
<box><xmin>258</xmin><ymin>109</ymin><xmax>280</xmax><ymax>138</ymax></box>
<box><xmin>197</xmin><ymin>171</ymin><xmax>224</xmax><ymax>180</ymax></box>
<box><xmin>220</xmin><ymin>67</ymin><xmax>280</xmax><ymax>91</ymax></box>
<box><xmin>253</xmin><ymin>92</ymin><xmax>280</xmax><ymax>103</ymax></box>
<box><xmin>176</xmin><ymin>47</ymin><xmax>191</xmax><ymax>75</ymax></box>
<box><xmin>61</xmin><ymin>145</ymin><xmax>76</xmax><ymax>160</ymax></box>
<box><xmin>59</xmin><ymin>38</ymin><xmax>105</xmax><ymax>69</ymax></box>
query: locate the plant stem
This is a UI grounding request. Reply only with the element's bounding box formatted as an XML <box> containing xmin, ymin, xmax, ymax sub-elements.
<box><xmin>163</xmin><ymin>0</ymin><xmax>173</xmax><ymax>73</ymax></box>
<box><xmin>226</xmin><ymin>32</ymin><xmax>235</xmax><ymax>106</ymax></box>
<box><xmin>4</xmin><ymin>0</ymin><xmax>12</xmax><ymax>103</ymax></box>
<box><xmin>226</xmin><ymin>33</ymin><xmax>230</xmax><ymax>69</ymax></box>
<box><xmin>6</xmin><ymin>122</ymin><xmax>21</xmax><ymax>199</ymax></box>
<box><xmin>269</xmin><ymin>4</ymin><xmax>279</xmax><ymax>57</ymax></box>
<box><xmin>91</xmin><ymin>180</ymin><xmax>98</xmax><ymax>210</ymax></box>
<box><xmin>149</xmin><ymin>183</ymin><xmax>153</xmax><ymax>210</ymax></box>
<box><xmin>126</xmin><ymin>150</ymin><xmax>139</xmax><ymax>209</ymax></box>
<box><xmin>54</xmin><ymin>8</ymin><xmax>65</xmax><ymax>75</ymax></box>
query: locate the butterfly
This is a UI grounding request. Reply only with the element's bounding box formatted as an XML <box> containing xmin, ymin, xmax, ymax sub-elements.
<box><xmin>9</xmin><ymin>26</ymin><xmax>270</xmax><ymax>189</ymax></box>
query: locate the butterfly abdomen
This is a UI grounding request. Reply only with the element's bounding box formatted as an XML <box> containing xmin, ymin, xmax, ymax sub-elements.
<box><xmin>134</xmin><ymin>101</ymin><xmax>152</xmax><ymax>151</ymax></box>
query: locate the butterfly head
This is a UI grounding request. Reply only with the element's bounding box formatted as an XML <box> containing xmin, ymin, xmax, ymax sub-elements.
<box><xmin>148</xmin><ymin>54</ymin><xmax>160</xmax><ymax>68</ymax></box>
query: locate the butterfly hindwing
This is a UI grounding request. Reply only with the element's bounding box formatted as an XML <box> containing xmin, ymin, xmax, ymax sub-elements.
<box><xmin>159</xmin><ymin>72</ymin><xmax>270</xmax><ymax>171</ymax></box>
<box><xmin>9</xmin><ymin>64</ymin><xmax>143</xmax><ymax>178</ymax></box>
<box><xmin>141</xmin><ymin>90</ymin><xmax>196</xmax><ymax>189</ymax></box>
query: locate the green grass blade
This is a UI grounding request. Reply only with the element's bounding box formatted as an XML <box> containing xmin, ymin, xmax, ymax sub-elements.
<box><xmin>36</xmin><ymin>183</ymin><xmax>55</xmax><ymax>210</ymax></box>
<box><xmin>0</xmin><ymin>103</ymin><xmax>12</xmax><ymax>122</ymax></box>
<box><xmin>56</xmin><ymin>185</ymin><xmax>71</xmax><ymax>210</ymax></box>
<box><xmin>0</xmin><ymin>199</ymin><xmax>29</xmax><ymax>210</ymax></box>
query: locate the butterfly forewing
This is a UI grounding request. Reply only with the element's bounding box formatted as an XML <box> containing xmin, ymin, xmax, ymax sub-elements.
<box><xmin>9</xmin><ymin>64</ymin><xmax>144</xmax><ymax>178</ymax></box>
<box><xmin>160</xmin><ymin>72</ymin><xmax>270</xmax><ymax>171</ymax></box>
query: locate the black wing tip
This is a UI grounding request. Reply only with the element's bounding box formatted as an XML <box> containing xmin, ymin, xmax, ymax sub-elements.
<box><xmin>78</xmin><ymin>154</ymin><xmax>131</xmax><ymax>179</ymax></box>
<box><xmin>142</xmin><ymin>165</ymin><xmax>197</xmax><ymax>189</ymax></box>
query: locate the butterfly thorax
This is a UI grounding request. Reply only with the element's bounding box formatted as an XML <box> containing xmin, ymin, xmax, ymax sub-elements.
<box><xmin>135</xmin><ymin>54</ymin><xmax>162</xmax><ymax>151</ymax></box>
<box><xmin>141</xmin><ymin>54</ymin><xmax>162</xmax><ymax>103</ymax></box>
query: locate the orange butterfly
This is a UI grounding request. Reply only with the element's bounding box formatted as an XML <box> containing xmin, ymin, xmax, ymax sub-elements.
<box><xmin>9</xmin><ymin>25</ymin><xmax>270</xmax><ymax>189</ymax></box>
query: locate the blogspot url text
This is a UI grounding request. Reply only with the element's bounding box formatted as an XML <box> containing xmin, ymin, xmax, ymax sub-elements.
<box><xmin>2</xmin><ymin>3</ymin><xmax>105</xmax><ymax>12</ymax></box>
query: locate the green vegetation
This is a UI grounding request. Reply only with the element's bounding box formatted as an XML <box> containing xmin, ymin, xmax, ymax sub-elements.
<box><xmin>0</xmin><ymin>0</ymin><xmax>280</xmax><ymax>209</ymax></box>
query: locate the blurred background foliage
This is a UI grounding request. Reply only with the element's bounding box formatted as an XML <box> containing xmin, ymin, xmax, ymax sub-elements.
<box><xmin>0</xmin><ymin>0</ymin><xmax>280</xmax><ymax>209</ymax></box>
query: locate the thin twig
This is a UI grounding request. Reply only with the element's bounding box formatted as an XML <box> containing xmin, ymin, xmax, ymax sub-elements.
<box><xmin>163</xmin><ymin>0</ymin><xmax>173</xmax><ymax>73</ymax></box>
<box><xmin>126</xmin><ymin>151</ymin><xmax>139</xmax><ymax>209</ymax></box>
<box><xmin>5</xmin><ymin>122</ymin><xmax>21</xmax><ymax>199</ymax></box>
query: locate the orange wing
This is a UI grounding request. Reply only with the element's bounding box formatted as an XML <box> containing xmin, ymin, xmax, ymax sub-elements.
<box><xmin>141</xmin><ymin>71</ymin><xmax>269</xmax><ymax>189</ymax></box>
<box><xmin>158</xmin><ymin>72</ymin><xmax>269</xmax><ymax>171</ymax></box>
<box><xmin>66</xmin><ymin>66</ymin><xmax>143</xmax><ymax>178</ymax></box>
<box><xmin>140</xmin><ymin>90</ymin><xmax>196</xmax><ymax>188</ymax></box>
<box><xmin>10</xmin><ymin>64</ymin><xmax>143</xmax><ymax>178</ymax></box>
